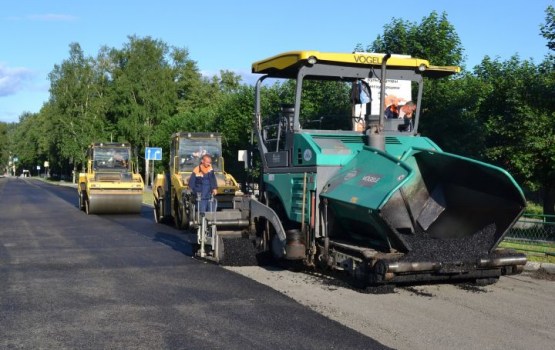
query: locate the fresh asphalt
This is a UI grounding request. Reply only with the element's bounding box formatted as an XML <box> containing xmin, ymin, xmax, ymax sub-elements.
<box><xmin>0</xmin><ymin>177</ymin><xmax>389</xmax><ymax>349</ymax></box>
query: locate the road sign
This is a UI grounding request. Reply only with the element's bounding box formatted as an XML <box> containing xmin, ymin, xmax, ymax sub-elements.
<box><xmin>145</xmin><ymin>147</ymin><xmax>162</xmax><ymax>161</ymax></box>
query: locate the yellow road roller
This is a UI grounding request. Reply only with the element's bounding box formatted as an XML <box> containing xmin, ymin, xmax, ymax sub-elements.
<box><xmin>78</xmin><ymin>143</ymin><xmax>144</xmax><ymax>214</ymax></box>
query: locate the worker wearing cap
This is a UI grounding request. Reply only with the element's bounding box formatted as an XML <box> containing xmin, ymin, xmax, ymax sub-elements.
<box><xmin>398</xmin><ymin>101</ymin><xmax>416</xmax><ymax>132</ymax></box>
<box><xmin>188</xmin><ymin>154</ymin><xmax>218</xmax><ymax>213</ymax></box>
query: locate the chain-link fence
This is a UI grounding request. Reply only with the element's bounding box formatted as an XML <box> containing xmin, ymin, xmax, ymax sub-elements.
<box><xmin>502</xmin><ymin>215</ymin><xmax>555</xmax><ymax>260</ymax></box>
<box><xmin>505</xmin><ymin>214</ymin><xmax>555</xmax><ymax>243</ymax></box>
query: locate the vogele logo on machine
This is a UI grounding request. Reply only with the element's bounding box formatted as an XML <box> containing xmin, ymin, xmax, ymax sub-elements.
<box><xmin>353</xmin><ymin>55</ymin><xmax>381</xmax><ymax>64</ymax></box>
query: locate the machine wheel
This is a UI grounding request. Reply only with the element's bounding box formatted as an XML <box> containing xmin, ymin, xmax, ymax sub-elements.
<box><xmin>174</xmin><ymin>197</ymin><xmax>189</xmax><ymax>230</ymax></box>
<box><xmin>261</xmin><ymin>191</ymin><xmax>290</xmax><ymax>260</ymax></box>
<box><xmin>78</xmin><ymin>191</ymin><xmax>85</xmax><ymax>211</ymax></box>
<box><xmin>154</xmin><ymin>192</ymin><xmax>165</xmax><ymax>224</ymax></box>
<box><xmin>154</xmin><ymin>200</ymin><xmax>162</xmax><ymax>223</ymax></box>
<box><xmin>85</xmin><ymin>198</ymin><xmax>91</xmax><ymax>215</ymax></box>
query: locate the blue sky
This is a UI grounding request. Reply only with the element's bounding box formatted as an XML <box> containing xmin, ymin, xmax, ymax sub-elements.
<box><xmin>1</xmin><ymin>0</ymin><xmax>552</xmax><ymax>123</ymax></box>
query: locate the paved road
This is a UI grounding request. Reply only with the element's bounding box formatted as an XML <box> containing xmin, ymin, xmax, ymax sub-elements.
<box><xmin>0</xmin><ymin>177</ymin><xmax>388</xmax><ymax>349</ymax></box>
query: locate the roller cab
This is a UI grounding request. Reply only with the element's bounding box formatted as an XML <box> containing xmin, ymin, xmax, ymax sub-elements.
<box><xmin>78</xmin><ymin>143</ymin><xmax>144</xmax><ymax>215</ymax></box>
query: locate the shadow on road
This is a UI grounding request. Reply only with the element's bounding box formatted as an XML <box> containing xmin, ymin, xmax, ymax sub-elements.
<box><xmin>153</xmin><ymin>232</ymin><xmax>196</xmax><ymax>257</ymax></box>
<box><xmin>34</xmin><ymin>179</ymin><xmax>199</xmax><ymax>259</ymax></box>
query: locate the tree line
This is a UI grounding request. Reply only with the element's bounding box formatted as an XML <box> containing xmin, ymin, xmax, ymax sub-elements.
<box><xmin>1</xmin><ymin>7</ymin><xmax>554</xmax><ymax>213</ymax></box>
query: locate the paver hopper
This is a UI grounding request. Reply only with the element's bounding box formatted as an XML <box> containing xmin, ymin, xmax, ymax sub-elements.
<box><xmin>320</xmin><ymin>146</ymin><xmax>526</xmax><ymax>284</ymax></box>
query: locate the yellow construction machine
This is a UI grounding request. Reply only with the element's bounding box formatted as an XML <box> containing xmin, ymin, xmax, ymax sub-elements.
<box><xmin>78</xmin><ymin>142</ymin><xmax>144</xmax><ymax>214</ymax></box>
<box><xmin>153</xmin><ymin>132</ymin><xmax>256</xmax><ymax>264</ymax></box>
<box><xmin>153</xmin><ymin>132</ymin><xmax>241</xmax><ymax>228</ymax></box>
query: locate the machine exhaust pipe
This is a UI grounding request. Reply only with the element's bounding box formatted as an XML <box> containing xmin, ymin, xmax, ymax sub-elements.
<box><xmin>365</xmin><ymin>53</ymin><xmax>391</xmax><ymax>151</ymax></box>
<box><xmin>378</xmin><ymin>52</ymin><xmax>391</xmax><ymax>131</ymax></box>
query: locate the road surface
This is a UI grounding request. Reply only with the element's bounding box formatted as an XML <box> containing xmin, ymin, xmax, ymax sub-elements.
<box><xmin>0</xmin><ymin>177</ymin><xmax>387</xmax><ymax>349</ymax></box>
<box><xmin>1</xmin><ymin>177</ymin><xmax>553</xmax><ymax>350</ymax></box>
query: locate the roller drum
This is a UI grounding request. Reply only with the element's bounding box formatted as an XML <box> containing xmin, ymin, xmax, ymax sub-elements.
<box><xmin>87</xmin><ymin>192</ymin><xmax>142</xmax><ymax>214</ymax></box>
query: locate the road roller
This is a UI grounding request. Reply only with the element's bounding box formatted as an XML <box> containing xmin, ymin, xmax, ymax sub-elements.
<box><xmin>78</xmin><ymin>142</ymin><xmax>144</xmax><ymax>214</ymax></box>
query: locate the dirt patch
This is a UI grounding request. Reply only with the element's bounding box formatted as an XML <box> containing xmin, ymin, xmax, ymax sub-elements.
<box><xmin>400</xmin><ymin>286</ymin><xmax>435</xmax><ymax>297</ymax></box>
<box><xmin>363</xmin><ymin>285</ymin><xmax>396</xmax><ymax>294</ymax></box>
<box><xmin>456</xmin><ymin>283</ymin><xmax>489</xmax><ymax>293</ymax></box>
<box><xmin>529</xmin><ymin>268</ymin><xmax>555</xmax><ymax>281</ymax></box>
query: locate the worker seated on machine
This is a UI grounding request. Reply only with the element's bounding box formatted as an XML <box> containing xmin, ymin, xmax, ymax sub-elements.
<box><xmin>397</xmin><ymin>101</ymin><xmax>416</xmax><ymax>132</ymax></box>
<box><xmin>188</xmin><ymin>154</ymin><xmax>218</xmax><ymax>214</ymax></box>
<box><xmin>112</xmin><ymin>151</ymin><xmax>128</xmax><ymax>168</ymax></box>
<box><xmin>384</xmin><ymin>95</ymin><xmax>403</xmax><ymax>119</ymax></box>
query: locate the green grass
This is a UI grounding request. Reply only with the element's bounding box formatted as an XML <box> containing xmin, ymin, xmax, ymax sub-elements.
<box><xmin>524</xmin><ymin>201</ymin><xmax>543</xmax><ymax>215</ymax></box>
<box><xmin>499</xmin><ymin>240</ymin><xmax>555</xmax><ymax>263</ymax></box>
<box><xmin>143</xmin><ymin>188</ymin><xmax>154</xmax><ymax>206</ymax></box>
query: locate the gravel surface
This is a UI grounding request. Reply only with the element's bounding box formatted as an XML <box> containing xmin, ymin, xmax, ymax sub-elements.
<box><xmin>225</xmin><ymin>266</ymin><xmax>555</xmax><ymax>350</ymax></box>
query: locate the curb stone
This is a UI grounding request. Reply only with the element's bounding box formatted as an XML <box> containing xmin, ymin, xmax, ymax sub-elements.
<box><xmin>541</xmin><ymin>263</ymin><xmax>555</xmax><ymax>274</ymax></box>
<box><xmin>524</xmin><ymin>261</ymin><xmax>555</xmax><ymax>274</ymax></box>
<box><xmin>524</xmin><ymin>262</ymin><xmax>541</xmax><ymax>271</ymax></box>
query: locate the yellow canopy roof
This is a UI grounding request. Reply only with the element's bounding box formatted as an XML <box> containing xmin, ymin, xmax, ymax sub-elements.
<box><xmin>252</xmin><ymin>51</ymin><xmax>460</xmax><ymax>78</ymax></box>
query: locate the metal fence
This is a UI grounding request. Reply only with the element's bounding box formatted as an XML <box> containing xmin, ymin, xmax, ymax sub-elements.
<box><xmin>505</xmin><ymin>214</ymin><xmax>555</xmax><ymax>243</ymax></box>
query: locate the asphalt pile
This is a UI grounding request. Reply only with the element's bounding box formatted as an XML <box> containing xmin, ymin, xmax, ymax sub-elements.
<box><xmin>220</xmin><ymin>237</ymin><xmax>259</xmax><ymax>266</ymax></box>
<box><xmin>399</xmin><ymin>223</ymin><xmax>497</xmax><ymax>263</ymax></box>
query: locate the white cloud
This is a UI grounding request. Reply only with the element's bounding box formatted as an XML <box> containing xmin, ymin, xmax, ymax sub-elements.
<box><xmin>0</xmin><ymin>63</ymin><xmax>34</xmax><ymax>97</ymax></box>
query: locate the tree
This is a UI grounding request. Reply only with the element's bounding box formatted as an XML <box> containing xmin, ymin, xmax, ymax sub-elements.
<box><xmin>9</xmin><ymin>112</ymin><xmax>45</xmax><ymax>174</ymax></box>
<box><xmin>359</xmin><ymin>12</ymin><xmax>468</xmax><ymax>154</ymax></box>
<box><xmin>418</xmin><ymin>74</ymin><xmax>488</xmax><ymax>157</ymax></box>
<box><xmin>0</xmin><ymin>122</ymin><xmax>8</xmax><ymax>173</ymax></box>
<box><xmin>171</xmin><ymin>47</ymin><xmax>208</xmax><ymax>112</ymax></box>
<box><xmin>474</xmin><ymin>54</ymin><xmax>555</xmax><ymax>215</ymax></box>
<box><xmin>367</xmin><ymin>11</ymin><xmax>464</xmax><ymax>67</ymax></box>
<box><xmin>108</xmin><ymin>36</ymin><xmax>178</xmax><ymax>155</ymax></box>
<box><xmin>540</xmin><ymin>5</ymin><xmax>555</xmax><ymax>52</ymax></box>
<box><xmin>48</xmin><ymin>42</ymin><xmax>109</xmax><ymax>179</ymax></box>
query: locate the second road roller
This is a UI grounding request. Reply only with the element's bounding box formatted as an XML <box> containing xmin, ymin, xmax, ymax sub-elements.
<box><xmin>78</xmin><ymin>142</ymin><xmax>144</xmax><ymax>214</ymax></box>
